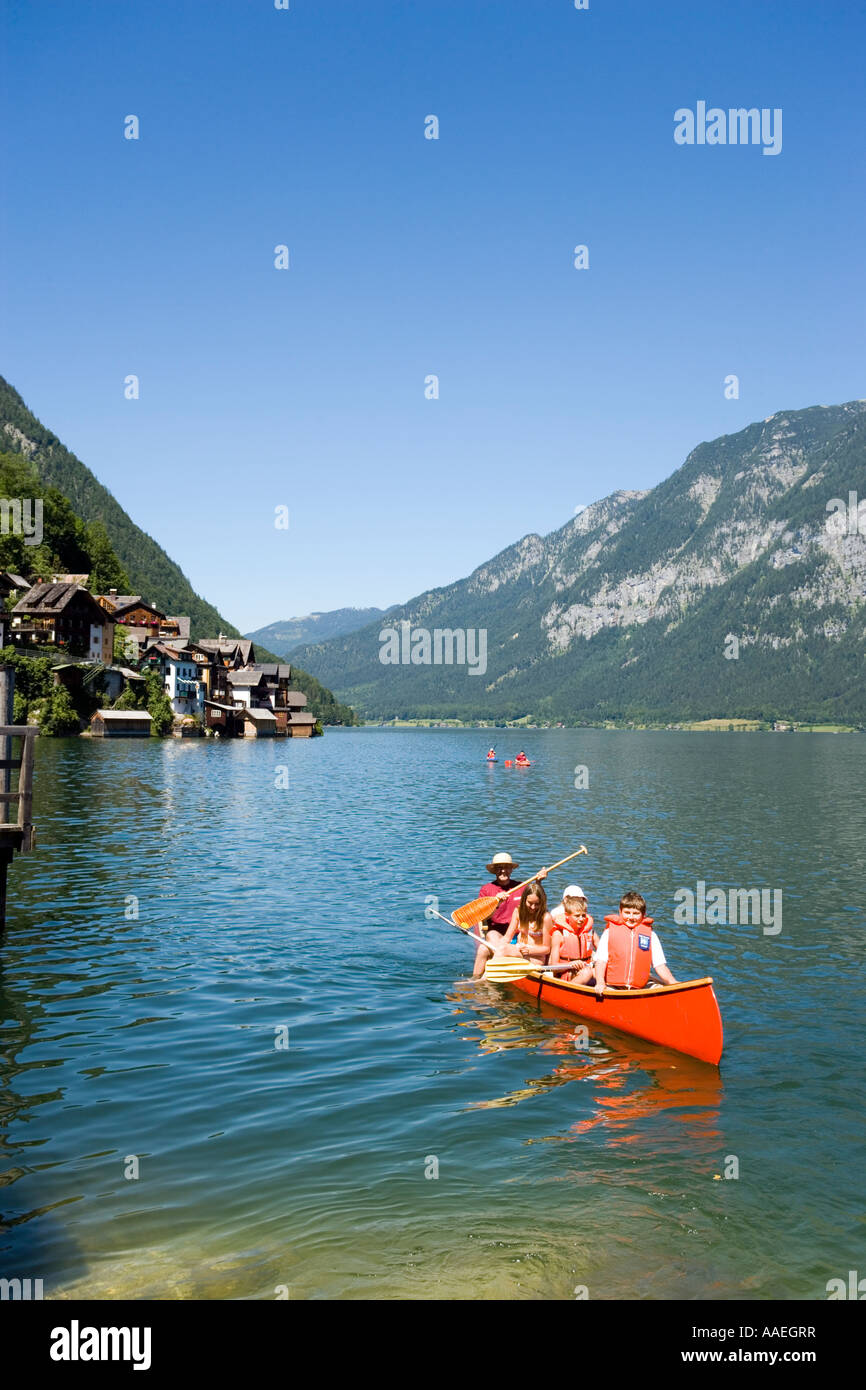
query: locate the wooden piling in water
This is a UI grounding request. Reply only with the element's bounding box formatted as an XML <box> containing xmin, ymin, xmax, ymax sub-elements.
<box><xmin>0</xmin><ymin>665</ymin><xmax>38</xmax><ymax>933</ymax></box>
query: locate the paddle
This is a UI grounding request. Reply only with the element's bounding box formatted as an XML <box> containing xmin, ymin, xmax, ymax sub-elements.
<box><xmin>451</xmin><ymin>846</ymin><xmax>588</xmax><ymax>930</ymax></box>
<box><xmin>483</xmin><ymin>958</ymin><xmax>580</xmax><ymax>982</ymax></box>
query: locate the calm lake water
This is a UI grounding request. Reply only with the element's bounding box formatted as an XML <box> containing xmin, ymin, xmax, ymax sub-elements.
<box><xmin>0</xmin><ymin>728</ymin><xmax>862</xmax><ymax>1300</ymax></box>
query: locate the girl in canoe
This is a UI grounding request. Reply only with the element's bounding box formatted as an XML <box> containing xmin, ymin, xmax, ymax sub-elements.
<box><xmin>496</xmin><ymin>881</ymin><xmax>553</xmax><ymax>964</ymax></box>
<box><xmin>514</xmin><ymin>750</ymin><xmax>531</xmax><ymax>766</ymax></box>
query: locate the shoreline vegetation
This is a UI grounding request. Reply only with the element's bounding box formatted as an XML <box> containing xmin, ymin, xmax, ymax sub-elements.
<box><xmin>355</xmin><ymin>718</ymin><xmax>862</xmax><ymax>734</ymax></box>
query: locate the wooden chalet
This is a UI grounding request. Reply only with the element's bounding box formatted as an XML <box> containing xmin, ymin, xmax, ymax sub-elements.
<box><xmin>12</xmin><ymin>581</ymin><xmax>114</xmax><ymax>662</ymax></box>
<box><xmin>97</xmin><ymin>590</ymin><xmax>166</xmax><ymax>645</ymax></box>
<box><xmin>222</xmin><ymin>663</ymin><xmax>316</xmax><ymax>737</ymax></box>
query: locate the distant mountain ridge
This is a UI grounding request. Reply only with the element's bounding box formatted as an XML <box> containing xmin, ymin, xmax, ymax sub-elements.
<box><xmin>291</xmin><ymin>402</ymin><xmax>866</xmax><ymax>724</ymax></box>
<box><xmin>246</xmin><ymin>607</ymin><xmax>388</xmax><ymax>657</ymax></box>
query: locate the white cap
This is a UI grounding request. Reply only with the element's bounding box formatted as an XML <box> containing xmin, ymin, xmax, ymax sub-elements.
<box><xmin>562</xmin><ymin>884</ymin><xmax>585</xmax><ymax>898</ymax></box>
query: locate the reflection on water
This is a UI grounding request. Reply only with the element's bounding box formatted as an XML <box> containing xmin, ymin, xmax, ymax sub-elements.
<box><xmin>1</xmin><ymin>730</ymin><xmax>863</xmax><ymax>1299</ymax></box>
<box><xmin>450</xmin><ymin>981</ymin><xmax>722</xmax><ymax>1157</ymax></box>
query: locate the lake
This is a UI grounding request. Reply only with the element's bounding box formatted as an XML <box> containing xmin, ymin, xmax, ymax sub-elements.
<box><xmin>0</xmin><ymin>728</ymin><xmax>862</xmax><ymax>1300</ymax></box>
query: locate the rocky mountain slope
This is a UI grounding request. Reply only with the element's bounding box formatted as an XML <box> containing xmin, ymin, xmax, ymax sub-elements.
<box><xmin>292</xmin><ymin>403</ymin><xmax>866</xmax><ymax>723</ymax></box>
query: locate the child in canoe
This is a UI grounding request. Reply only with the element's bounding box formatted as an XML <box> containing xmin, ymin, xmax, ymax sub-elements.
<box><xmin>472</xmin><ymin>853</ymin><xmax>548</xmax><ymax>976</ymax></box>
<box><xmin>495</xmin><ymin>881</ymin><xmax>554</xmax><ymax>964</ymax></box>
<box><xmin>514</xmin><ymin>750</ymin><xmax>531</xmax><ymax>766</ymax></box>
<box><xmin>592</xmin><ymin>891</ymin><xmax>678</xmax><ymax>992</ymax></box>
<box><xmin>548</xmin><ymin>885</ymin><xmax>598</xmax><ymax>982</ymax></box>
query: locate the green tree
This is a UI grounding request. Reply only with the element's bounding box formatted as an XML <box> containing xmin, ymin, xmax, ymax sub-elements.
<box><xmin>85</xmin><ymin>519</ymin><xmax>130</xmax><ymax>593</ymax></box>
<box><xmin>113</xmin><ymin>624</ymin><xmax>133</xmax><ymax>661</ymax></box>
<box><xmin>113</xmin><ymin>684</ymin><xmax>143</xmax><ymax>711</ymax></box>
<box><xmin>39</xmin><ymin>685</ymin><xmax>81</xmax><ymax>736</ymax></box>
<box><xmin>144</xmin><ymin>670</ymin><xmax>173</xmax><ymax>736</ymax></box>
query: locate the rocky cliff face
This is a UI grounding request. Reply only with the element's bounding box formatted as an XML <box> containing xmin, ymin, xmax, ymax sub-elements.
<box><xmin>291</xmin><ymin>402</ymin><xmax>866</xmax><ymax>723</ymax></box>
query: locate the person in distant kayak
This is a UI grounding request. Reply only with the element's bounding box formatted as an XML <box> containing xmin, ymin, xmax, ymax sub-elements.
<box><xmin>486</xmin><ymin>748</ymin><xmax>496</xmax><ymax>761</ymax></box>
<box><xmin>548</xmin><ymin>886</ymin><xmax>599</xmax><ymax>982</ymax></box>
<box><xmin>472</xmin><ymin>853</ymin><xmax>548</xmax><ymax>977</ymax></box>
<box><xmin>590</xmin><ymin>891</ymin><xmax>677</xmax><ymax>993</ymax></box>
<box><xmin>515</xmin><ymin>751</ymin><xmax>530</xmax><ymax>766</ymax></box>
<box><xmin>496</xmin><ymin>881</ymin><xmax>553</xmax><ymax>965</ymax></box>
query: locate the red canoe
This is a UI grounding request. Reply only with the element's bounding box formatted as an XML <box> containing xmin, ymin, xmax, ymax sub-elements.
<box><xmin>460</xmin><ymin>920</ymin><xmax>723</xmax><ymax>1065</ymax></box>
<box><xmin>501</xmin><ymin>970</ymin><xmax>723</xmax><ymax>1065</ymax></box>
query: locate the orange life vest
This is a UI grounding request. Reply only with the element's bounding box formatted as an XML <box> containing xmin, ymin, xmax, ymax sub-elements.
<box><xmin>604</xmin><ymin>915</ymin><xmax>654</xmax><ymax>989</ymax></box>
<box><xmin>553</xmin><ymin>913</ymin><xmax>595</xmax><ymax>962</ymax></box>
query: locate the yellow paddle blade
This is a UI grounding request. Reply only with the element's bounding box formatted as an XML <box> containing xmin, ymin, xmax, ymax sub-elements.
<box><xmin>452</xmin><ymin>895</ymin><xmax>499</xmax><ymax>929</ymax></box>
<box><xmin>483</xmin><ymin>960</ymin><xmax>540</xmax><ymax>981</ymax></box>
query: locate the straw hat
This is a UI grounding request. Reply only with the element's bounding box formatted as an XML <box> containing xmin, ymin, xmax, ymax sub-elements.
<box><xmin>487</xmin><ymin>852</ymin><xmax>518</xmax><ymax>873</ymax></box>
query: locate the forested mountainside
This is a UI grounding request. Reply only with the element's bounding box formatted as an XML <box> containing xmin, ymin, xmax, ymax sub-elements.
<box><xmin>0</xmin><ymin>376</ymin><xmax>358</xmax><ymax>724</ymax></box>
<box><xmin>291</xmin><ymin>403</ymin><xmax>866</xmax><ymax>725</ymax></box>
<box><xmin>0</xmin><ymin>375</ymin><xmax>232</xmax><ymax>636</ymax></box>
<box><xmin>0</xmin><ymin>448</ymin><xmax>129</xmax><ymax>591</ymax></box>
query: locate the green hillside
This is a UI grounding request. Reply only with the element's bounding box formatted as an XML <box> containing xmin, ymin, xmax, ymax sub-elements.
<box><xmin>0</xmin><ymin>448</ymin><xmax>129</xmax><ymax>592</ymax></box>
<box><xmin>0</xmin><ymin>376</ymin><xmax>358</xmax><ymax>725</ymax></box>
<box><xmin>0</xmin><ymin>375</ymin><xmax>234</xmax><ymax>637</ymax></box>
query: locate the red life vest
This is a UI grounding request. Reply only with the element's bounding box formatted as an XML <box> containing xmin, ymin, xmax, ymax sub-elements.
<box><xmin>603</xmin><ymin>915</ymin><xmax>654</xmax><ymax>989</ymax></box>
<box><xmin>553</xmin><ymin>913</ymin><xmax>595</xmax><ymax>962</ymax></box>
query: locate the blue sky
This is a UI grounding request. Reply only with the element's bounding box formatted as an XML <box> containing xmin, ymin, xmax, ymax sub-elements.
<box><xmin>2</xmin><ymin>0</ymin><xmax>864</xmax><ymax>631</ymax></box>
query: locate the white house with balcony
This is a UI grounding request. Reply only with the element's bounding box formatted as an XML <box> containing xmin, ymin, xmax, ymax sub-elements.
<box><xmin>142</xmin><ymin>641</ymin><xmax>204</xmax><ymax>717</ymax></box>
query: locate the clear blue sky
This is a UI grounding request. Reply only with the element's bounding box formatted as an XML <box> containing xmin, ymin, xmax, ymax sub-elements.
<box><xmin>2</xmin><ymin>0</ymin><xmax>864</xmax><ymax>631</ymax></box>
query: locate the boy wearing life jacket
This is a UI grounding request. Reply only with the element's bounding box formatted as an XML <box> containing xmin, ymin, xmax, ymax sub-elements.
<box><xmin>592</xmin><ymin>891</ymin><xmax>677</xmax><ymax>993</ymax></box>
<box><xmin>548</xmin><ymin>886</ymin><xmax>598</xmax><ymax>982</ymax></box>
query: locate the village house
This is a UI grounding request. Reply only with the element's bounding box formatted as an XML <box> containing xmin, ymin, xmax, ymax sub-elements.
<box><xmin>0</xmin><ymin>571</ymin><xmax>31</xmax><ymax>602</ymax></box>
<box><xmin>161</xmin><ymin>615</ymin><xmax>190</xmax><ymax>642</ymax></box>
<box><xmin>52</xmin><ymin>661</ymin><xmax>146</xmax><ymax>704</ymax></box>
<box><xmin>96</xmin><ymin>590</ymin><xmax>167</xmax><ymax>653</ymax></box>
<box><xmin>193</xmin><ymin>637</ymin><xmax>253</xmax><ymax>685</ymax></box>
<box><xmin>223</xmin><ymin>663</ymin><xmax>317</xmax><ymax>737</ymax></box>
<box><xmin>97</xmin><ymin>590</ymin><xmax>166</xmax><ymax>628</ymax></box>
<box><xmin>141</xmin><ymin>641</ymin><xmax>205</xmax><ymax>717</ymax></box>
<box><xmin>12</xmin><ymin>581</ymin><xmax>114</xmax><ymax>661</ymax></box>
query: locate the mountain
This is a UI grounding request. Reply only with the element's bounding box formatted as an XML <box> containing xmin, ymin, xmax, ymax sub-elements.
<box><xmin>0</xmin><ymin>375</ymin><xmax>358</xmax><ymax>723</ymax></box>
<box><xmin>246</xmin><ymin>607</ymin><xmax>387</xmax><ymax>657</ymax></box>
<box><xmin>0</xmin><ymin>447</ymin><xmax>129</xmax><ymax>592</ymax></box>
<box><xmin>290</xmin><ymin>402</ymin><xmax>866</xmax><ymax>725</ymax></box>
<box><xmin>0</xmin><ymin>375</ymin><xmax>234</xmax><ymax>637</ymax></box>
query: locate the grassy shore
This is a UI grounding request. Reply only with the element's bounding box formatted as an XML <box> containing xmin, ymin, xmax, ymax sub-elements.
<box><xmin>362</xmin><ymin>718</ymin><xmax>862</xmax><ymax>733</ymax></box>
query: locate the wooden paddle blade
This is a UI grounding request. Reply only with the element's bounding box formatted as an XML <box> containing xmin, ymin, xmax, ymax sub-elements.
<box><xmin>452</xmin><ymin>895</ymin><xmax>499</xmax><ymax>929</ymax></box>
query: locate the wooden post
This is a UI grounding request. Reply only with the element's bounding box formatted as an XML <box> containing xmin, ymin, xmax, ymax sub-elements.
<box><xmin>19</xmin><ymin>730</ymin><xmax>34</xmax><ymax>850</ymax></box>
<box><xmin>0</xmin><ymin>665</ymin><xmax>12</xmax><ymax>825</ymax></box>
<box><xmin>0</xmin><ymin>848</ymin><xmax>12</xmax><ymax>933</ymax></box>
